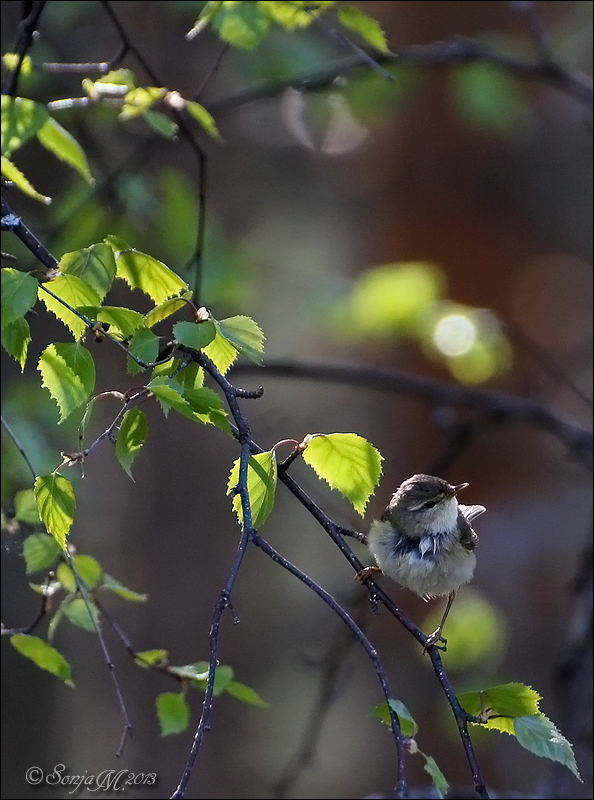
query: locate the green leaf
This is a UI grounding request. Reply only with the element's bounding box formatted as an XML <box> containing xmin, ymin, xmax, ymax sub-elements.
<box><xmin>173</xmin><ymin>362</ymin><xmax>204</xmax><ymax>389</ymax></box>
<box><xmin>63</xmin><ymin>596</ymin><xmax>100</xmax><ymax>632</ymax></box>
<box><xmin>212</xmin><ymin>2</ymin><xmax>271</xmax><ymax>49</ymax></box>
<box><xmin>147</xmin><ymin>376</ymin><xmax>228</xmax><ymax>431</ymax></box>
<box><xmin>514</xmin><ymin>714</ymin><xmax>581</xmax><ymax>780</ymax></box>
<box><xmin>203</xmin><ymin>329</ymin><xmax>238</xmax><ymax>374</ymax></box>
<box><xmin>22</xmin><ymin>532</ymin><xmax>61</xmax><ymax>573</ymax></box>
<box><xmin>135</xmin><ymin>649</ymin><xmax>168</xmax><ymax>668</ymax></box>
<box><xmin>120</xmin><ymin>86</ymin><xmax>166</xmax><ymax>120</ymax></box>
<box><xmin>262</xmin><ymin>1</ymin><xmax>335</xmax><ymax>30</ymax></box>
<box><xmin>15</xmin><ymin>489</ymin><xmax>41</xmax><ymax>524</ymax></box>
<box><xmin>301</xmin><ymin>433</ymin><xmax>383</xmax><ymax>515</ymax></box>
<box><xmin>458</xmin><ymin>683</ymin><xmax>542</xmax><ymax>731</ymax></box>
<box><xmin>115</xmin><ymin>248</ymin><xmax>188</xmax><ymax>304</ymax></box>
<box><xmin>142</xmin><ymin>109</ymin><xmax>178</xmax><ymax>139</ymax></box>
<box><xmin>450</xmin><ymin>63</ymin><xmax>525</xmax><ymax>136</ymax></box>
<box><xmin>95</xmin><ymin>68</ymin><xmax>136</xmax><ymax>90</ymax></box>
<box><xmin>422</xmin><ymin>754</ymin><xmax>448</xmax><ymax>799</ymax></box>
<box><xmin>126</xmin><ymin>327</ymin><xmax>160</xmax><ymax>374</ymax></box>
<box><xmin>72</xmin><ymin>554</ymin><xmax>103</xmax><ymax>589</ymax></box>
<box><xmin>156</xmin><ymin>692</ymin><xmax>190</xmax><ymax>736</ymax></box>
<box><xmin>36</xmin><ymin>116</ymin><xmax>94</xmax><ymax>184</ymax></box>
<box><xmin>10</xmin><ymin>634</ymin><xmax>73</xmax><ymax>686</ymax></box>
<box><xmin>102</xmin><ymin>573</ymin><xmax>148</xmax><ymax>602</ymax></box>
<box><xmin>144</xmin><ymin>295</ymin><xmax>190</xmax><ymax>328</ymax></box>
<box><xmin>226</xmin><ymin>680</ymin><xmax>269</xmax><ymax>708</ymax></box>
<box><xmin>212</xmin><ymin>315</ymin><xmax>265</xmax><ymax>365</ymax></box>
<box><xmin>116</xmin><ymin>408</ymin><xmax>148</xmax><ymax>479</ymax></box>
<box><xmin>1</xmin><ymin>267</ymin><xmax>39</xmax><ymax>328</ymax></box>
<box><xmin>38</xmin><ymin>342</ymin><xmax>95</xmax><ymax>422</ymax></box>
<box><xmin>373</xmin><ymin>698</ymin><xmax>417</xmax><ymax>737</ymax></box>
<box><xmin>190</xmin><ymin>662</ymin><xmax>234</xmax><ymax>695</ymax></box>
<box><xmin>338</xmin><ymin>6</ymin><xmax>390</xmax><ymax>53</ymax></box>
<box><xmin>1</xmin><ymin>316</ymin><xmax>31</xmax><ymax>369</ymax></box>
<box><xmin>56</xmin><ymin>561</ymin><xmax>77</xmax><ymax>592</ymax></box>
<box><xmin>1</xmin><ymin>155</ymin><xmax>51</xmax><ymax>203</ymax></box>
<box><xmin>1</xmin><ymin>96</ymin><xmax>48</xmax><ymax>157</ymax></box>
<box><xmin>34</xmin><ymin>473</ymin><xmax>76</xmax><ymax>550</ymax></box>
<box><xmin>186</xmin><ymin>1</ymin><xmax>223</xmax><ymax>39</ymax></box>
<box><xmin>182</xmin><ymin>385</ymin><xmax>231</xmax><ymax>433</ymax></box>
<box><xmin>39</xmin><ymin>274</ymin><xmax>101</xmax><ymax>339</ymax></box>
<box><xmin>173</xmin><ymin>319</ymin><xmax>216</xmax><ymax>351</ymax></box>
<box><xmin>184</xmin><ymin>101</ymin><xmax>221</xmax><ymax>140</ymax></box>
<box><xmin>58</xmin><ymin>243</ymin><xmax>117</xmax><ymax>301</ymax></box>
<box><xmin>227</xmin><ymin>451</ymin><xmax>277</xmax><ymax>528</ymax></box>
<box><xmin>97</xmin><ymin>306</ymin><xmax>145</xmax><ymax>339</ymax></box>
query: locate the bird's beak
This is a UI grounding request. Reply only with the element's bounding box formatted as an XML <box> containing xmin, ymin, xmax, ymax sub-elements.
<box><xmin>449</xmin><ymin>482</ymin><xmax>469</xmax><ymax>497</ymax></box>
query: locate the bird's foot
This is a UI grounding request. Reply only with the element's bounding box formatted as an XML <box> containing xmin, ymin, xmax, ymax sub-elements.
<box><xmin>423</xmin><ymin>627</ymin><xmax>447</xmax><ymax>653</ymax></box>
<box><xmin>354</xmin><ymin>565</ymin><xmax>381</xmax><ymax>583</ymax></box>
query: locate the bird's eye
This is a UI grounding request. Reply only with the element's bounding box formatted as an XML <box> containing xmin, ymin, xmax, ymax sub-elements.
<box><xmin>424</xmin><ymin>501</ymin><xmax>437</xmax><ymax>509</ymax></box>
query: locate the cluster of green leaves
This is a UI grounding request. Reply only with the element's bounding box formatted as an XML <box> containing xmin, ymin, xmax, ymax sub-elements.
<box><xmin>374</xmin><ymin>683</ymin><xmax>581</xmax><ymax>798</ymax></box>
<box><xmin>187</xmin><ymin>1</ymin><xmax>390</xmax><ymax>55</ymax></box>
<box><xmin>8</xmin><ymin>519</ymin><xmax>266</xmax><ymax>731</ymax></box>
<box><xmin>1</xmin><ymin>92</ymin><xmax>94</xmax><ymax>203</ymax></box>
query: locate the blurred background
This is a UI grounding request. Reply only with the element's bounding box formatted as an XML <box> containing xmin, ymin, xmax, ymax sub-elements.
<box><xmin>1</xmin><ymin>1</ymin><xmax>592</xmax><ymax>798</ymax></box>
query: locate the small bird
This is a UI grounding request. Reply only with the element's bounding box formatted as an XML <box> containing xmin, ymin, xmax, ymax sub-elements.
<box><xmin>357</xmin><ymin>473</ymin><xmax>485</xmax><ymax>650</ymax></box>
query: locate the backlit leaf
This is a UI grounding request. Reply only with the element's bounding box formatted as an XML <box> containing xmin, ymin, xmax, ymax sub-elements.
<box><xmin>338</xmin><ymin>6</ymin><xmax>390</xmax><ymax>53</ymax></box>
<box><xmin>185</xmin><ymin>101</ymin><xmax>221</xmax><ymax>140</ymax></box>
<box><xmin>203</xmin><ymin>330</ymin><xmax>238</xmax><ymax>374</ymax></box>
<box><xmin>11</xmin><ymin>634</ymin><xmax>73</xmax><ymax>686</ymax></box>
<box><xmin>36</xmin><ymin>116</ymin><xmax>94</xmax><ymax>184</ymax></box>
<box><xmin>1</xmin><ymin>155</ymin><xmax>51</xmax><ymax>203</ymax></box>
<box><xmin>39</xmin><ymin>275</ymin><xmax>101</xmax><ymax>339</ymax></box>
<box><xmin>227</xmin><ymin>451</ymin><xmax>277</xmax><ymax>528</ymax></box>
<box><xmin>301</xmin><ymin>433</ymin><xmax>383</xmax><ymax>515</ymax></box>
<box><xmin>115</xmin><ymin>248</ymin><xmax>188</xmax><ymax>304</ymax></box>
<box><xmin>212</xmin><ymin>314</ymin><xmax>265</xmax><ymax>365</ymax></box>
<box><xmin>1</xmin><ymin>96</ymin><xmax>48</xmax><ymax>156</ymax></box>
<box><xmin>38</xmin><ymin>342</ymin><xmax>95</xmax><ymax>422</ymax></box>
<box><xmin>116</xmin><ymin>408</ymin><xmax>148</xmax><ymax>479</ymax></box>
<box><xmin>34</xmin><ymin>473</ymin><xmax>76</xmax><ymax>550</ymax></box>
<box><xmin>58</xmin><ymin>243</ymin><xmax>116</xmax><ymax>300</ymax></box>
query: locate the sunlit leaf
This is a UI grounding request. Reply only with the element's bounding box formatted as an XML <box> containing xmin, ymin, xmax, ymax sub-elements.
<box><xmin>135</xmin><ymin>649</ymin><xmax>168</xmax><ymax>668</ymax></box>
<box><xmin>184</xmin><ymin>101</ymin><xmax>221</xmax><ymax>140</ymax></box>
<box><xmin>1</xmin><ymin>96</ymin><xmax>47</xmax><ymax>156</ymax></box>
<box><xmin>120</xmin><ymin>86</ymin><xmax>167</xmax><ymax>120</ymax></box>
<box><xmin>227</xmin><ymin>451</ymin><xmax>277</xmax><ymax>528</ymax></box>
<box><xmin>156</xmin><ymin>692</ymin><xmax>190</xmax><ymax>736</ymax></box>
<box><xmin>203</xmin><ymin>330</ymin><xmax>238</xmax><ymax>374</ymax></box>
<box><xmin>38</xmin><ymin>342</ymin><xmax>95</xmax><ymax>422</ymax></box>
<box><xmin>58</xmin><ymin>243</ymin><xmax>116</xmax><ymax>301</ymax></box>
<box><xmin>15</xmin><ymin>489</ymin><xmax>41</xmax><ymax>525</ymax></box>
<box><xmin>39</xmin><ymin>275</ymin><xmax>101</xmax><ymax>339</ymax></box>
<box><xmin>338</xmin><ymin>6</ymin><xmax>390</xmax><ymax>53</ymax></box>
<box><xmin>10</xmin><ymin>634</ymin><xmax>73</xmax><ymax>686</ymax></box>
<box><xmin>458</xmin><ymin>682</ymin><xmax>542</xmax><ymax>727</ymax></box>
<box><xmin>212</xmin><ymin>314</ymin><xmax>265</xmax><ymax>365</ymax></box>
<box><xmin>262</xmin><ymin>1</ymin><xmax>335</xmax><ymax>30</ymax></box>
<box><xmin>116</xmin><ymin>408</ymin><xmax>148</xmax><ymax>479</ymax></box>
<box><xmin>301</xmin><ymin>433</ymin><xmax>383</xmax><ymax>515</ymax></box>
<box><xmin>1</xmin><ymin>155</ymin><xmax>51</xmax><ymax>203</ymax></box>
<box><xmin>37</xmin><ymin>116</ymin><xmax>94</xmax><ymax>184</ymax></box>
<box><xmin>144</xmin><ymin>295</ymin><xmax>190</xmax><ymax>329</ymax></box>
<box><xmin>2</xmin><ymin>53</ymin><xmax>33</xmax><ymax>77</ymax></box>
<box><xmin>96</xmin><ymin>306</ymin><xmax>145</xmax><ymax>339</ymax></box>
<box><xmin>115</xmin><ymin>248</ymin><xmax>188</xmax><ymax>304</ymax></box>
<box><xmin>71</xmin><ymin>554</ymin><xmax>103</xmax><ymax>589</ymax></box>
<box><xmin>34</xmin><ymin>473</ymin><xmax>76</xmax><ymax>550</ymax></box>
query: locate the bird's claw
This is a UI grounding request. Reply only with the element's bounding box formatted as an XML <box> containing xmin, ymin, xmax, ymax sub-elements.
<box><xmin>354</xmin><ymin>565</ymin><xmax>381</xmax><ymax>583</ymax></box>
<box><xmin>423</xmin><ymin>628</ymin><xmax>447</xmax><ymax>654</ymax></box>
